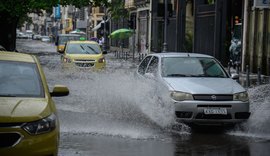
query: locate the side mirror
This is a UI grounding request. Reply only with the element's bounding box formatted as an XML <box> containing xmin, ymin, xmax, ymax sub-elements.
<box><xmin>102</xmin><ymin>51</ymin><xmax>107</xmax><ymax>54</ymax></box>
<box><xmin>231</xmin><ymin>73</ymin><xmax>239</xmax><ymax>80</ymax></box>
<box><xmin>50</xmin><ymin>85</ymin><xmax>69</xmax><ymax>97</ymax></box>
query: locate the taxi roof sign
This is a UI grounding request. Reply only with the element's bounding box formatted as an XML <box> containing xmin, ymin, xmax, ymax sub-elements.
<box><xmin>79</xmin><ymin>37</ymin><xmax>86</xmax><ymax>41</ymax></box>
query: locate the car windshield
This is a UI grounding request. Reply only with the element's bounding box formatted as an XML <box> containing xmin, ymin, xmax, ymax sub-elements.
<box><xmin>161</xmin><ymin>57</ymin><xmax>228</xmax><ymax>78</ymax></box>
<box><xmin>0</xmin><ymin>61</ymin><xmax>44</xmax><ymax>97</ymax></box>
<box><xmin>66</xmin><ymin>43</ymin><xmax>101</xmax><ymax>54</ymax></box>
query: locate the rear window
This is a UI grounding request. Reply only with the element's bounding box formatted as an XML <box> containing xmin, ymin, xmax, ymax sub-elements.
<box><xmin>58</xmin><ymin>36</ymin><xmax>81</xmax><ymax>45</ymax></box>
<box><xmin>0</xmin><ymin>61</ymin><xmax>44</xmax><ymax>97</ymax></box>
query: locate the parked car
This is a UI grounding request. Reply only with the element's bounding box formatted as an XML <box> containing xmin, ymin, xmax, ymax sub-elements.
<box><xmin>41</xmin><ymin>36</ymin><xmax>51</xmax><ymax>42</ymax></box>
<box><xmin>33</xmin><ymin>34</ymin><xmax>42</xmax><ymax>40</ymax></box>
<box><xmin>25</xmin><ymin>30</ymin><xmax>33</xmax><ymax>39</ymax></box>
<box><xmin>17</xmin><ymin>32</ymin><xmax>28</xmax><ymax>39</ymax></box>
<box><xmin>137</xmin><ymin>52</ymin><xmax>250</xmax><ymax>127</ymax></box>
<box><xmin>59</xmin><ymin>40</ymin><xmax>107</xmax><ymax>69</ymax></box>
<box><xmin>0</xmin><ymin>51</ymin><xmax>69</xmax><ymax>155</ymax></box>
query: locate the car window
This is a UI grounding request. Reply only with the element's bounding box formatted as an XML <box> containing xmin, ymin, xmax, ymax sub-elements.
<box><xmin>59</xmin><ymin>36</ymin><xmax>80</xmax><ymax>45</ymax></box>
<box><xmin>162</xmin><ymin>57</ymin><xmax>204</xmax><ymax>77</ymax></box>
<box><xmin>66</xmin><ymin>43</ymin><xmax>101</xmax><ymax>54</ymax></box>
<box><xmin>200</xmin><ymin>58</ymin><xmax>227</xmax><ymax>77</ymax></box>
<box><xmin>161</xmin><ymin>57</ymin><xmax>227</xmax><ymax>78</ymax></box>
<box><xmin>0</xmin><ymin>61</ymin><xmax>44</xmax><ymax>97</ymax></box>
<box><xmin>146</xmin><ymin>56</ymin><xmax>159</xmax><ymax>74</ymax></box>
<box><xmin>138</xmin><ymin>56</ymin><xmax>152</xmax><ymax>75</ymax></box>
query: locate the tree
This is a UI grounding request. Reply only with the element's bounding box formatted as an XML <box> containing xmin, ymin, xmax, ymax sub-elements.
<box><xmin>0</xmin><ymin>0</ymin><xmax>123</xmax><ymax>51</ymax></box>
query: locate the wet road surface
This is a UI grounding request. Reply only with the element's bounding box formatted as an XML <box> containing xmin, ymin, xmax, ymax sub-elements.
<box><xmin>16</xmin><ymin>39</ymin><xmax>270</xmax><ymax>156</ymax></box>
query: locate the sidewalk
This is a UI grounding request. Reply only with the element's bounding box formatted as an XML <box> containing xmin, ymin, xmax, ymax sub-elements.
<box><xmin>228</xmin><ymin>68</ymin><xmax>270</xmax><ymax>88</ymax></box>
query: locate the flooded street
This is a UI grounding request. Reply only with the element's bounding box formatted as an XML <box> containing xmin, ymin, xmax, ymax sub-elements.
<box><xmin>17</xmin><ymin>39</ymin><xmax>270</xmax><ymax>156</ymax></box>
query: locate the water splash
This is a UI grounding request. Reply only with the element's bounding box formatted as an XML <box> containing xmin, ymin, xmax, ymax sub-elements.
<box><xmin>43</xmin><ymin>61</ymin><xmax>189</xmax><ymax>139</ymax></box>
<box><xmin>229</xmin><ymin>84</ymin><xmax>270</xmax><ymax>140</ymax></box>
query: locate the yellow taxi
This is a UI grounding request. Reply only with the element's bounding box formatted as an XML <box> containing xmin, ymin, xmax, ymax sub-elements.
<box><xmin>55</xmin><ymin>34</ymin><xmax>81</xmax><ymax>52</ymax></box>
<box><xmin>59</xmin><ymin>40</ymin><xmax>107</xmax><ymax>69</ymax></box>
<box><xmin>0</xmin><ymin>51</ymin><xmax>69</xmax><ymax>156</ymax></box>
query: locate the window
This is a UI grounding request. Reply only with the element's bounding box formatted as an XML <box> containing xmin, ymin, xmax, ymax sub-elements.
<box><xmin>146</xmin><ymin>56</ymin><xmax>159</xmax><ymax>74</ymax></box>
<box><xmin>0</xmin><ymin>61</ymin><xmax>44</xmax><ymax>97</ymax></box>
<box><xmin>138</xmin><ymin>56</ymin><xmax>152</xmax><ymax>75</ymax></box>
<box><xmin>161</xmin><ymin>57</ymin><xmax>227</xmax><ymax>78</ymax></box>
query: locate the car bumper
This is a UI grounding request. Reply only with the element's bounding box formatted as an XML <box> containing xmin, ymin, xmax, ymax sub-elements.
<box><xmin>62</xmin><ymin>62</ymin><xmax>106</xmax><ymax>70</ymax></box>
<box><xmin>174</xmin><ymin>100</ymin><xmax>250</xmax><ymax>125</ymax></box>
<box><xmin>0</xmin><ymin>127</ymin><xmax>59</xmax><ymax>156</ymax></box>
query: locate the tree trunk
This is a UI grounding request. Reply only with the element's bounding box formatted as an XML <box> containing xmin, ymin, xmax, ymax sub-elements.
<box><xmin>0</xmin><ymin>12</ymin><xmax>18</xmax><ymax>51</ymax></box>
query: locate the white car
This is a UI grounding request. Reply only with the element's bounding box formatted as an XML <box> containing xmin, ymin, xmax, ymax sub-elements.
<box><xmin>137</xmin><ymin>52</ymin><xmax>250</xmax><ymax>127</ymax></box>
<box><xmin>41</xmin><ymin>36</ymin><xmax>50</xmax><ymax>42</ymax></box>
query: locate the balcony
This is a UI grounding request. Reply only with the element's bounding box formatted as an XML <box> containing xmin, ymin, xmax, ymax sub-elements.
<box><xmin>125</xmin><ymin>0</ymin><xmax>136</xmax><ymax>9</ymax></box>
<box><xmin>134</xmin><ymin>0</ymin><xmax>150</xmax><ymax>6</ymax></box>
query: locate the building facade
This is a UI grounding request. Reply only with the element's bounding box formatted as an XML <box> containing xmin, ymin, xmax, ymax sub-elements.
<box><xmin>119</xmin><ymin>0</ymin><xmax>187</xmax><ymax>56</ymax></box>
<box><xmin>242</xmin><ymin>0</ymin><xmax>270</xmax><ymax>75</ymax></box>
<box><xmin>89</xmin><ymin>7</ymin><xmax>105</xmax><ymax>39</ymax></box>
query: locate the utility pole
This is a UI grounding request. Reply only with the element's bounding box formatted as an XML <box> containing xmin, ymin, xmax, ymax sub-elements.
<box><xmin>162</xmin><ymin>0</ymin><xmax>168</xmax><ymax>52</ymax></box>
<box><xmin>102</xmin><ymin>5</ymin><xmax>107</xmax><ymax>52</ymax></box>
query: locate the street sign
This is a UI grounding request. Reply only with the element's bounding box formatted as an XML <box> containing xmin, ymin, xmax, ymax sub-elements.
<box><xmin>253</xmin><ymin>0</ymin><xmax>270</xmax><ymax>8</ymax></box>
<box><xmin>55</xmin><ymin>4</ymin><xmax>61</xmax><ymax>19</ymax></box>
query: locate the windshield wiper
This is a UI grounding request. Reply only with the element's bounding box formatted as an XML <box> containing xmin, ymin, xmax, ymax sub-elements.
<box><xmin>80</xmin><ymin>45</ymin><xmax>85</xmax><ymax>50</ymax></box>
<box><xmin>80</xmin><ymin>45</ymin><xmax>91</xmax><ymax>54</ymax></box>
<box><xmin>87</xmin><ymin>46</ymin><xmax>99</xmax><ymax>54</ymax></box>
<box><xmin>166</xmin><ymin>74</ymin><xmax>187</xmax><ymax>77</ymax></box>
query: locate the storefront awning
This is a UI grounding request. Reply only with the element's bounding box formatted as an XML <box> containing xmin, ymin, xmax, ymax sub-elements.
<box><xmin>91</xmin><ymin>19</ymin><xmax>110</xmax><ymax>31</ymax></box>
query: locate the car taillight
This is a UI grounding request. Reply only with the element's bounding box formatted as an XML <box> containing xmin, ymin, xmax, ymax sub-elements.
<box><xmin>98</xmin><ymin>57</ymin><xmax>105</xmax><ymax>63</ymax></box>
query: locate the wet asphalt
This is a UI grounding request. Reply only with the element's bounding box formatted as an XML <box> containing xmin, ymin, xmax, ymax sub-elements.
<box><xmin>16</xmin><ymin>39</ymin><xmax>270</xmax><ymax>156</ymax></box>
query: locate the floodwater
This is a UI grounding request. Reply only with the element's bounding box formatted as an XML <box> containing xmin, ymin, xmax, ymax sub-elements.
<box><xmin>16</xmin><ymin>39</ymin><xmax>270</xmax><ymax>156</ymax></box>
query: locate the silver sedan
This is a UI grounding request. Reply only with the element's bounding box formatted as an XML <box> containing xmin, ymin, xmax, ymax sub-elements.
<box><xmin>137</xmin><ymin>52</ymin><xmax>250</xmax><ymax>126</ymax></box>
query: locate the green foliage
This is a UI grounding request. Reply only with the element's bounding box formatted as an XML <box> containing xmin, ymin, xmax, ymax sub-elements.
<box><xmin>0</xmin><ymin>0</ymin><xmax>126</xmax><ymax>23</ymax></box>
<box><xmin>107</xmin><ymin>0</ymin><xmax>128</xmax><ymax>20</ymax></box>
<box><xmin>208</xmin><ymin>0</ymin><xmax>215</xmax><ymax>5</ymax></box>
<box><xmin>184</xmin><ymin>30</ymin><xmax>193</xmax><ymax>52</ymax></box>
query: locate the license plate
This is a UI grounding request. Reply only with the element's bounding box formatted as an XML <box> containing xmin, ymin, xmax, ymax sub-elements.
<box><xmin>204</xmin><ymin>108</ymin><xmax>227</xmax><ymax>115</ymax></box>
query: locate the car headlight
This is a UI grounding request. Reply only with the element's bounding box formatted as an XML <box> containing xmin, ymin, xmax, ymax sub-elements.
<box><xmin>98</xmin><ymin>57</ymin><xmax>105</xmax><ymax>63</ymax></box>
<box><xmin>63</xmin><ymin>57</ymin><xmax>72</xmax><ymax>63</ymax></box>
<box><xmin>233</xmin><ymin>92</ymin><xmax>249</xmax><ymax>102</ymax></box>
<box><xmin>22</xmin><ymin>114</ymin><xmax>57</xmax><ymax>135</ymax></box>
<box><xmin>170</xmin><ymin>91</ymin><xmax>193</xmax><ymax>101</ymax></box>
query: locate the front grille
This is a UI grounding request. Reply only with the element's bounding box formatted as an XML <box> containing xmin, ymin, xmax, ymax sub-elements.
<box><xmin>193</xmin><ymin>94</ymin><xmax>233</xmax><ymax>101</ymax></box>
<box><xmin>74</xmin><ymin>59</ymin><xmax>95</xmax><ymax>62</ymax></box>
<box><xmin>75</xmin><ymin>62</ymin><xmax>94</xmax><ymax>67</ymax></box>
<box><xmin>197</xmin><ymin>105</ymin><xmax>232</xmax><ymax>108</ymax></box>
<box><xmin>195</xmin><ymin>113</ymin><xmax>232</xmax><ymax>119</ymax></box>
<box><xmin>0</xmin><ymin>123</ymin><xmax>23</xmax><ymax>128</ymax></box>
<box><xmin>0</xmin><ymin>133</ymin><xmax>22</xmax><ymax>148</ymax></box>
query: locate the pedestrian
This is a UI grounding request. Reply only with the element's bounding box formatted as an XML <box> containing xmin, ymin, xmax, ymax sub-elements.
<box><xmin>99</xmin><ymin>36</ymin><xmax>104</xmax><ymax>46</ymax></box>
